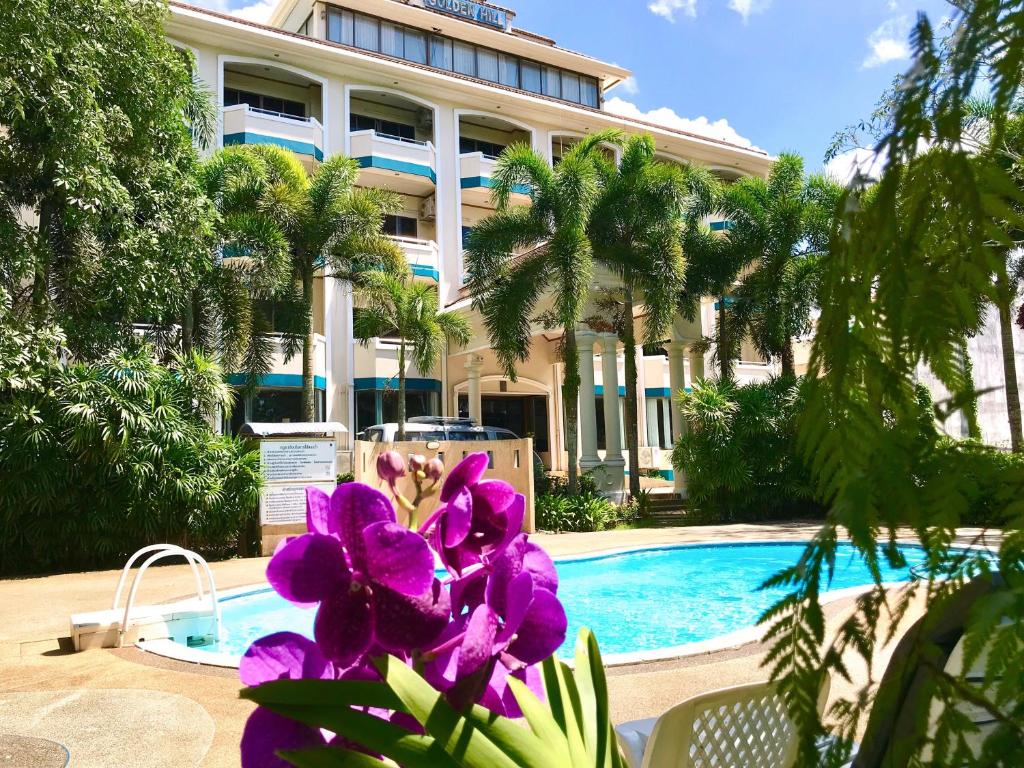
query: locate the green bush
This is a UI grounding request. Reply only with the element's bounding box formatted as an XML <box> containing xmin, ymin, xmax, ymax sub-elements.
<box><xmin>535</xmin><ymin>473</ymin><xmax>635</xmax><ymax>532</ymax></box>
<box><xmin>0</xmin><ymin>318</ymin><xmax>262</xmax><ymax>575</ymax></box>
<box><xmin>672</xmin><ymin>377</ymin><xmax>823</xmax><ymax>522</ymax></box>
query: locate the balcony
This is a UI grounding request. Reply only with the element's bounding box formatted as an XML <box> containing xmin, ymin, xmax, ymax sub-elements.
<box><xmin>349</xmin><ymin>130</ymin><xmax>436</xmax><ymax>195</ymax></box>
<box><xmin>222</xmin><ymin>105</ymin><xmax>324</xmax><ymax>170</ymax></box>
<box><xmin>226</xmin><ymin>334</ymin><xmax>327</xmax><ymax>391</ymax></box>
<box><xmin>389</xmin><ymin>236</ymin><xmax>440</xmax><ymax>282</ymax></box>
<box><xmin>459</xmin><ymin>152</ymin><xmax>531</xmax><ymax>208</ymax></box>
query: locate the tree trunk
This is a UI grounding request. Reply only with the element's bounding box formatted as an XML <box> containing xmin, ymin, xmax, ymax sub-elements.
<box><xmin>996</xmin><ymin>279</ymin><xmax>1023</xmax><ymax>452</ymax></box>
<box><xmin>718</xmin><ymin>296</ymin><xmax>731</xmax><ymax>380</ymax></box>
<box><xmin>181</xmin><ymin>291</ymin><xmax>195</xmax><ymax>357</ymax></box>
<box><xmin>562</xmin><ymin>326</ymin><xmax>580</xmax><ymax>494</ymax></box>
<box><xmin>301</xmin><ymin>267</ymin><xmax>316</xmax><ymax>422</ymax></box>
<box><xmin>397</xmin><ymin>340</ymin><xmax>407</xmax><ymax>442</ymax></box>
<box><xmin>622</xmin><ymin>289</ymin><xmax>641</xmax><ymax>498</ymax></box>
<box><xmin>781</xmin><ymin>338</ymin><xmax>795</xmax><ymax>378</ymax></box>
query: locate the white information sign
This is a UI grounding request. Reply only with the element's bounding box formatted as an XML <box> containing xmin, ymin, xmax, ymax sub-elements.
<box><xmin>261</xmin><ymin>482</ymin><xmax>336</xmax><ymax>525</ymax></box>
<box><xmin>260</xmin><ymin>439</ymin><xmax>336</xmax><ymax>483</ymax></box>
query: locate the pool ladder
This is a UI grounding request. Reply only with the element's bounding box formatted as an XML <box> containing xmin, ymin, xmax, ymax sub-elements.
<box><xmin>112</xmin><ymin>544</ymin><xmax>221</xmax><ymax>648</ymax></box>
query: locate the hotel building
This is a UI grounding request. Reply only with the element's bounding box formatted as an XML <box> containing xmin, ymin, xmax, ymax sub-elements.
<box><xmin>166</xmin><ymin>0</ymin><xmax>777</xmax><ymax>492</ymax></box>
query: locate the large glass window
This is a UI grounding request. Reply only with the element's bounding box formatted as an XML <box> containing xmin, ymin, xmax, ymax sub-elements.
<box><xmin>477</xmin><ymin>49</ymin><xmax>499</xmax><ymax>82</ymax></box>
<box><xmin>325</xmin><ymin>6</ymin><xmax>601</xmax><ymax>107</ymax></box>
<box><xmin>354</xmin><ymin>14</ymin><xmax>379</xmax><ymax>51</ymax></box>
<box><xmin>382</xmin><ymin>214</ymin><xmax>418</xmax><ymax>238</ymax></box>
<box><xmin>224</xmin><ymin>88</ymin><xmax>306</xmax><ymax>119</ymax></box>
<box><xmin>459</xmin><ymin>137</ymin><xmax>506</xmax><ymax>158</ymax></box>
<box><xmin>521</xmin><ymin>62</ymin><xmax>542</xmax><ymax>94</ymax></box>
<box><xmin>350</xmin><ymin>114</ymin><xmax>416</xmax><ymax>141</ymax></box>
<box><xmin>453</xmin><ymin>41</ymin><xmax>476</xmax><ymax>76</ymax></box>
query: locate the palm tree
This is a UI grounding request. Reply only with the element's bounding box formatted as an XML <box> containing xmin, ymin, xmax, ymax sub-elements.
<box><xmin>679</xmin><ymin>219</ymin><xmax>749</xmax><ymax>381</ymax></box>
<box><xmin>220</xmin><ymin>146</ymin><xmax>406</xmax><ymax>421</ymax></box>
<box><xmin>353</xmin><ymin>270</ymin><xmax>470</xmax><ymax>440</ymax></box>
<box><xmin>589</xmin><ymin>135</ymin><xmax>717</xmax><ymax>498</ymax></box>
<box><xmin>721</xmin><ymin>153</ymin><xmax>842</xmax><ymax>378</ymax></box>
<box><xmin>465</xmin><ymin>130</ymin><xmax>621</xmax><ymax>493</ymax></box>
<box><xmin>192</xmin><ymin>146</ymin><xmax>298</xmax><ymax>398</ymax></box>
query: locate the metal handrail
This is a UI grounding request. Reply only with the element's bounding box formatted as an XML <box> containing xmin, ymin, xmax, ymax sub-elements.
<box><xmin>112</xmin><ymin>544</ymin><xmax>204</xmax><ymax>610</ymax></box>
<box><xmin>115</xmin><ymin>545</ymin><xmax>220</xmax><ymax>648</ymax></box>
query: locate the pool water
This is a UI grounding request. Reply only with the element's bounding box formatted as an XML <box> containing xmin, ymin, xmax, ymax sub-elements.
<box><xmin>196</xmin><ymin>542</ymin><xmax>928</xmax><ymax>661</ymax></box>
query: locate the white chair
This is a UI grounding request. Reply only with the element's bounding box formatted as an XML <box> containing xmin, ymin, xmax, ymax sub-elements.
<box><xmin>616</xmin><ymin>678</ymin><xmax>830</xmax><ymax>768</ymax></box>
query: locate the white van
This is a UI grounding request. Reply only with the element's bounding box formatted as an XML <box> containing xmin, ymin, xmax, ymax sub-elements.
<box><xmin>359</xmin><ymin>417</ymin><xmax>519</xmax><ymax>444</ymax></box>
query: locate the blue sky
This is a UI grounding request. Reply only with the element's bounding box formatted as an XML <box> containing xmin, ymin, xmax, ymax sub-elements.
<box><xmin>201</xmin><ymin>0</ymin><xmax>953</xmax><ymax>172</ymax></box>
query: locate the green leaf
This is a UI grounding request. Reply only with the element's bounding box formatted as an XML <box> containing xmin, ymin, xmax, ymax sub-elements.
<box><xmin>242</xmin><ymin>679</ymin><xmax>403</xmax><ymax>712</ymax></box>
<box><xmin>268</xmin><ymin>703</ymin><xmax>458</xmax><ymax>768</ymax></box>
<box><xmin>281</xmin><ymin>747</ymin><xmax>392</xmax><ymax>767</ymax></box>
<box><xmin>463</xmin><ymin>702</ymin><xmax>565</xmax><ymax>768</ymax></box>
<box><xmin>373</xmin><ymin>655</ymin><xmax>519</xmax><ymax>768</ymax></box>
<box><xmin>573</xmin><ymin>629</ymin><xmax>623</xmax><ymax>768</ymax></box>
<box><xmin>506</xmin><ymin>676</ymin><xmax>573</xmax><ymax>767</ymax></box>
<box><xmin>541</xmin><ymin>656</ymin><xmax>589</xmax><ymax>765</ymax></box>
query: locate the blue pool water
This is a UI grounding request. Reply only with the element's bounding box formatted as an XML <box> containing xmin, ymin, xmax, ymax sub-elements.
<box><xmin>195</xmin><ymin>542</ymin><xmax>928</xmax><ymax>661</ymax></box>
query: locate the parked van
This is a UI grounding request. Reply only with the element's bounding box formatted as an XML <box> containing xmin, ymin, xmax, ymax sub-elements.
<box><xmin>358</xmin><ymin>416</ymin><xmax>519</xmax><ymax>444</ymax></box>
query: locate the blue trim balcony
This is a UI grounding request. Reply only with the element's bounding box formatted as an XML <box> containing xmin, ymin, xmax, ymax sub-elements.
<box><xmin>389</xmin><ymin>236</ymin><xmax>440</xmax><ymax>282</ymax></box>
<box><xmin>222</xmin><ymin>105</ymin><xmax>324</xmax><ymax>169</ymax></box>
<box><xmin>459</xmin><ymin>152</ymin><xmax>531</xmax><ymax>207</ymax></box>
<box><xmin>349</xmin><ymin>129</ymin><xmax>437</xmax><ymax>196</ymax></box>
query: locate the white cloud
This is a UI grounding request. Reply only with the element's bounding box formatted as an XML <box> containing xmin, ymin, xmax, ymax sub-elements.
<box><xmin>825</xmin><ymin>147</ymin><xmax>888</xmax><ymax>185</ymax></box>
<box><xmin>614</xmin><ymin>77</ymin><xmax>640</xmax><ymax>96</ymax></box>
<box><xmin>862</xmin><ymin>16</ymin><xmax>912</xmax><ymax>69</ymax></box>
<box><xmin>728</xmin><ymin>0</ymin><xmax>771</xmax><ymax>22</ymax></box>
<box><xmin>648</xmin><ymin>0</ymin><xmax>697</xmax><ymax>22</ymax></box>
<box><xmin>604</xmin><ymin>96</ymin><xmax>760</xmax><ymax>151</ymax></box>
<box><xmin>230</xmin><ymin>1</ymin><xmax>276</xmax><ymax>22</ymax></box>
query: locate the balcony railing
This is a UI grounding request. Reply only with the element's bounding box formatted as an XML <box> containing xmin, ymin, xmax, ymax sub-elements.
<box><xmin>459</xmin><ymin>151</ymin><xmax>530</xmax><ymax>201</ymax></box>
<box><xmin>222</xmin><ymin>104</ymin><xmax>324</xmax><ymax>163</ymax></box>
<box><xmin>389</xmin><ymin>236</ymin><xmax>440</xmax><ymax>281</ymax></box>
<box><xmin>349</xmin><ymin>129</ymin><xmax>436</xmax><ymax>185</ymax></box>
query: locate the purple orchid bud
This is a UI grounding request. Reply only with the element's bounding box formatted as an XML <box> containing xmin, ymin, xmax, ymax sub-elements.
<box><xmin>424</xmin><ymin>457</ymin><xmax>444</xmax><ymax>483</ymax></box>
<box><xmin>409</xmin><ymin>454</ymin><xmax>427</xmax><ymax>473</ymax></box>
<box><xmin>376</xmin><ymin>450</ymin><xmax>407</xmax><ymax>483</ymax></box>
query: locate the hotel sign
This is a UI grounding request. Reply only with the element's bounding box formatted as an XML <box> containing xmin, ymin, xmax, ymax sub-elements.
<box><xmin>422</xmin><ymin>0</ymin><xmax>509</xmax><ymax>30</ymax></box>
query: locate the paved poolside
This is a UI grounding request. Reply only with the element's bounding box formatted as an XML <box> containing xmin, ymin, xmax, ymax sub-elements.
<box><xmin>0</xmin><ymin>523</ymin><xmax>998</xmax><ymax>767</ymax></box>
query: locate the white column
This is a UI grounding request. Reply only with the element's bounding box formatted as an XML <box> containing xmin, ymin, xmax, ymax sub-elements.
<box><xmin>465</xmin><ymin>355</ymin><xmax>483</xmax><ymax>424</ymax></box>
<box><xmin>635</xmin><ymin>344</ymin><xmax>649</xmax><ymax>445</ymax></box>
<box><xmin>599</xmin><ymin>334</ymin><xmax>625</xmax><ymax>496</ymax></box>
<box><xmin>577</xmin><ymin>329</ymin><xmax>601</xmax><ymax>470</ymax></box>
<box><xmin>667</xmin><ymin>341</ymin><xmax>687</xmax><ymax>445</ymax></box>
<box><xmin>689</xmin><ymin>346</ymin><xmax>706</xmax><ymax>385</ymax></box>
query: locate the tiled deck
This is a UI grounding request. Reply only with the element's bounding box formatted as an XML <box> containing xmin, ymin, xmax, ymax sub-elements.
<box><xmin>0</xmin><ymin>523</ymin><xmax>997</xmax><ymax>767</ymax></box>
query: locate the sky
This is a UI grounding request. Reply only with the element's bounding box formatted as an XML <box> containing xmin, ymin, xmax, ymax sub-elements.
<box><xmin>195</xmin><ymin>0</ymin><xmax>953</xmax><ymax>176</ymax></box>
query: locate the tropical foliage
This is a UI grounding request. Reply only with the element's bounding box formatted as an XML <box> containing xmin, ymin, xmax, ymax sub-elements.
<box><xmin>353</xmin><ymin>270</ymin><xmax>471</xmax><ymax>440</ymax></box>
<box><xmin>759</xmin><ymin>2</ymin><xmax>1024</xmax><ymax>764</ymax></box>
<box><xmin>721</xmin><ymin>154</ymin><xmax>842</xmax><ymax>377</ymax></box>
<box><xmin>0</xmin><ymin>0</ymin><xmax>213</xmax><ymax>358</ymax></box>
<box><xmin>589</xmin><ymin>135</ymin><xmax>716</xmax><ymax>497</ymax></box>
<box><xmin>672</xmin><ymin>377</ymin><xmax>821</xmax><ymax>521</ymax></box>
<box><xmin>0</xmin><ymin>305</ymin><xmax>261</xmax><ymax>576</ymax></box>
<box><xmin>535</xmin><ymin>474</ymin><xmax>634</xmax><ymax>533</ymax></box>
<box><xmin>464</xmin><ymin>131</ymin><xmax>621</xmax><ymax>493</ymax></box>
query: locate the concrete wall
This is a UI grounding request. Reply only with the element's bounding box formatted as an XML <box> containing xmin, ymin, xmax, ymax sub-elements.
<box><xmin>353</xmin><ymin>439</ymin><xmax>536</xmax><ymax>532</ymax></box>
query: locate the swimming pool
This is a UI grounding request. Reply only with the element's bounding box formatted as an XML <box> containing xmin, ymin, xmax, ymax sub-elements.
<box><xmin>155</xmin><ymin>541</ymin><xmax>928</xmax><ymax>665</ymax></box>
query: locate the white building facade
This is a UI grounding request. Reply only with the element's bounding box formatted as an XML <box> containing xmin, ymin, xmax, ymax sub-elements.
<box><xmin>167</xmin><ymin>0</ymin><xmax>777</xmax><ymax>491</ymax></box>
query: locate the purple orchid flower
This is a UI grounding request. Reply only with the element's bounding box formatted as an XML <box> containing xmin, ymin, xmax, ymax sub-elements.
<box><xmin>420</xmin><ymin>453</ymin><xmax>526</xmax><ymax>574</ymax></box>
<box><xmin>266</xmin><ymin>483</ymin><xmax>450</xmax><ymax>667</ymax></box>
<box><xmin>425</xmin><ymin>534</ymin><xmax>565</xmax><ymax>713</ymax></box>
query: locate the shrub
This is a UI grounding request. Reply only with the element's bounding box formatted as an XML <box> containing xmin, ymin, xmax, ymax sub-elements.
<box><xmin>0</xmin><ymin>317</ymin><xmax>262</xmax><ymax>575</ymax></box>
<box><xmin>672</xmin><ymin>377</ymin><xmax>823</xmax><ymax>521</ymax></box>
<box><xmin>535</xmin><ymin>473</ymin><xmax>623</xmax><ymax>532</ymax></box>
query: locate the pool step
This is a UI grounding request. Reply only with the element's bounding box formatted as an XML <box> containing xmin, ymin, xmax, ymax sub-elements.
<box><xmin>642</xmin><ymin>494</ymin><xmax>688</xmax><ymax>519</ymax></box>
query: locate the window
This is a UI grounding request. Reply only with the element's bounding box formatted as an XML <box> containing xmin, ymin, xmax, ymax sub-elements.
<box><xmin>477</xmin><ymin>49</ymin><xmax>499</xmax><ymax>82</ymax></box>
<box><xmin>453</xmin><ymin>41</ymin><xmax>476</xmax><ymax>76</ymax></box>
<box><xmin>542</xmin><ymin>67</ymin><xmax>561</xmax><ymax>99</ymax></box>
<box><xmin>459</xmin><ymin>137</ymin><xmax>506</xmax><ymax>158</ymax></box>
<box><xmin>430</xmin><ymin>36</ymin><xmax>452</xmax><ymax>69</ymax></box>
<box><xmin>223</xmin><ymin>88</ymin><xmax>306</xmax><ymax>119</ymax></box>
<box><xmin>461</xmin><ymin>226</ymin><xmax>474</xmax><ymax>248</ymax></box>
<box><xmin>499</xmin><ymin>54</ymin><xmax>519</xmax><ymax>87</ymax></box>
<box><xmin>382</xmin><ymin>214</ymin><xmax>418</xmax><ymax>238</ymax></box>
<box><xmin>404</xmin><ymin>29</ymin><xmax>427</xmax><ymax>64</ymax></box>
<box><xmin>356</xmin><ymin>391</ymin><xmax>377</xmax><ymax>435</ymax></box>
<box><xmin>321</xmin><ymin>6</ymin><xmax>601</xmax><ymax>107</ymax></box>
<box><xmin>354</xmin><ymin>14</ymin><xmax>379</xmax><ymax>50</ymax></box>
<box><xmin>521</xmin><ymin>62</ymin><xmax>542</xmax><ymax>93</ymax></box>
<box><xmin>380</xmin><ymin>22</ymin><xmax>403</xmax><ymax>57</ymax></box>
<box><xmin>327</xmin><ymin>9</ymin><xmax>353</xmax><ymax>45</ymax></box>
<box><xmin>561</xmin><ymin>72</ymin><xmax>580</xmax><ymax>104</ymax></box>
<box><xmin>350</xmin><ymin>114</ymin><xmax>416</xmax><ymax>141</ymax></box>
